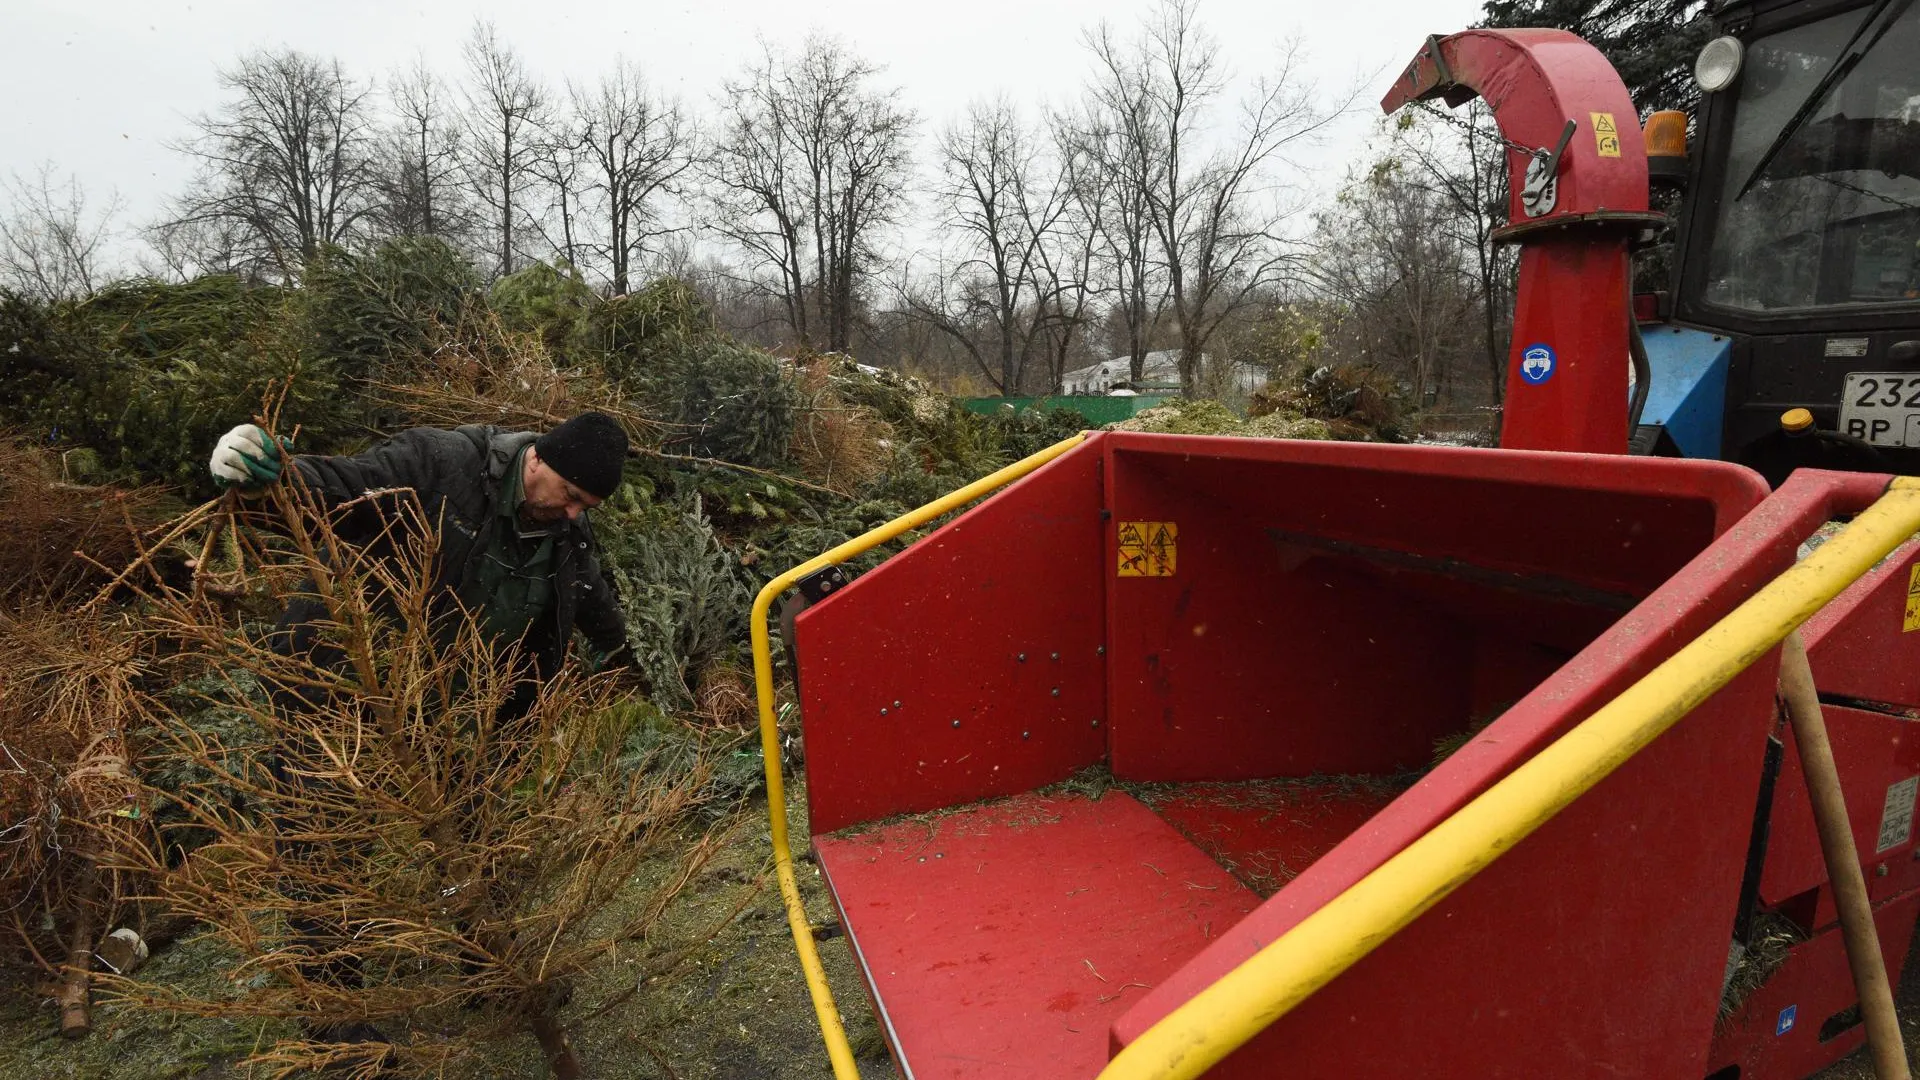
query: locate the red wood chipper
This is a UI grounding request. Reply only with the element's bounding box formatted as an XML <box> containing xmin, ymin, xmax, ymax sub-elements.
<box><xmin>750</xmin><ymin>6</ymin><xmax>1920</xmax><ymax>1077</ymax></box>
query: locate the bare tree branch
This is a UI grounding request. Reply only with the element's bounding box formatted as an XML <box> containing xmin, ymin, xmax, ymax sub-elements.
<box><xmin>160</xmin><ymin>49</ymin><xmax>378</xmax><ymax>281</ymax></box>
<box><xmin>902</xmin><ymin>98</ymin><xmax>1078</xmax><ymax>395</ymax></box>
<box><xmin>459</xmin><ymin>22</ymin><xmax>548</xmax><ymax>277</ymax></box>
<box><xmin>707</xmin><ymin>34</ymin><xmax>915</xmax><ymax>353</ymax></box>
<box><xmin>372</xmin><ymin>57</ymin><xmax>476</xmax><ymax>247</ymax></box>
<box><xmin>0</xmin><ymin>165</ymin><xmax>122</xmax><ymax>301</ymax></box>
<box><xmin>1081</xmin><ymin>0</ymin><xmax>1346</xmax><ymax>394</ymax></box>
<box><xmin>570</xmin><ymin>61</ymin><xmax>697</xmax><ymax>294</ymax></box>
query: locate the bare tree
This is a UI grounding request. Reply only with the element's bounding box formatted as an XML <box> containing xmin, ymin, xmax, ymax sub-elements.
<box><xmin>1064</xmin><ymin>87</ymin><xmax>1166</xmax><ymax>383</ymax></box>
<box><xmin>460</xmin><ymin>22</ymin><xmax>548</xmax><ymax>276</ymax></box>
<box><xmin>374</xmin><ymin>57</ymin><xmax>472</xmax><ymax>244</ymax></box>
<box><xmin>709</xmin><ymin>34</ymin><xmax>915</xmax><ymax>353</ymax></box>
<box><xmin>1039</xmin><ymin>116</ymin><xmax>1117</xmax><ymax>388</ymax></box>
<box><xmin>708</xmin><ymin>59</ymin><xmax>809</xmax><ymax>344</ymax></box>
<box><xmin>571</xmin><ymin>61</ymin><xmax>696</xmax><ymax>294</ymax></box>
<box><xmin>0</xmin><ymin>165</ymin><xmax>121</xmax><ymax>301</ymax></box>
<box><xmin>811</xmin><ymin>51</ymin><xmax>915</xmax><ymax>355</ymax></box>
<box><xmin>142</xmin><ymin>215</ymin><xmax>253</xmax><ymax>282</ymax></box>
<box><xmin>164</xmin><ymin>49</ymin><xmax>377</xmax><ymax>279</ymax></box>
<box><xmin>527</xmin><ymin>119</ymin><xmax>586</xmax><ymax>271</ymax></box>
<box><xmin>1311</xmin><ymin>159</ymin><xmax>1485</xmax><ymax>406</ymax></box>
<box><xmin>907</xmin><ymin>99</ymin><xmax>1073</xmax><ymax>395</ymax></box>
<box><xmin>1391</xmin><ymin>103</ymin><xmax>1517</xmax><ymax>407</ymax></box>
<box><xmin>1086</xmin><ymin>0</ymin><xmax>1342</xmax><ymax>394</ymax></box>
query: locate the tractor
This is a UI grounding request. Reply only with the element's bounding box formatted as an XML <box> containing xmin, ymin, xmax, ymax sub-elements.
<box><xmin>1636</xmin><ymin>0</ymin><xmax>1920</xmax><ymax>480</ymax></box>
<box><xmin>749</xmin><ymin>1</ymin><xmax>1920</xmax><ymax>1076</ymax></box>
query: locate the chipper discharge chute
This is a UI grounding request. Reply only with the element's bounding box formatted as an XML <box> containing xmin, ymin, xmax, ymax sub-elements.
<box><xmin>764</xmin><ymin>435</ymin><xmax>1920</xmax><ymax>1079</ymax></box>
<box><xmin>751</xmin><ymin>15</ymin><xmax>1920</xmax><ymax>1079</ymax></box>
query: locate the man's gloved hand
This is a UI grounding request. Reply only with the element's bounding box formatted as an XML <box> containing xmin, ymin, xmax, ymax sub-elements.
<box><xmin>582</xmin><ymin>641</ymin><xmax>635</xmax><ymax>676</ymax></box>
<box><xmin>209</xmin><ymin>423</ymin><xmax>291</xmax><ymax>489</ymax></box>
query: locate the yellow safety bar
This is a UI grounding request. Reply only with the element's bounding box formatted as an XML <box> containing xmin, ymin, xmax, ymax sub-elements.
<box><xmin>1099</xmin><ymin>475</ymin><xmax>1920</xmax><ymax>1080</ymax></box>
<box><xmin>750</xmin><ymin>432</ymin><xmax>1088</xmax><ymax>1080</ymax></box>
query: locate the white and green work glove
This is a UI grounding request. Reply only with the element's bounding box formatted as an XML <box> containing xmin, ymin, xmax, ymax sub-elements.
<box><xmin>208</xmin><ymin>423</ymin><xmax>292</xmax><ymax>489</ymax></box>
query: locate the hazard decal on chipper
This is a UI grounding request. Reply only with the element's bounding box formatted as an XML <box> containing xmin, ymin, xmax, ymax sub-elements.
<box><xmin>1117</xmin><ymin>521</ymin><xmax>1177</xmax><ymax>577</ymax></box>
<box><xmin>1520</xmin><ymin>343</ymin><xmax>1556</xmax><ymax>385</ymax></box>
<box><xmin>1905</xmin><ymin>564</ymin><xmax>1920</xmax><ymax>632</ymax></box>
<box><xmin>1591</xmin><ymin>112</ymin><xmax>1621</xmax><ymax>157</ymax></box>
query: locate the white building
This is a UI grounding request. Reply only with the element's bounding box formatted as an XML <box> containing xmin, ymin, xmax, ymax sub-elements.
<box><xmin>1061</xmin><ymin>350</ymin><xmax>1267</xmax><ymax>395</ymax></box>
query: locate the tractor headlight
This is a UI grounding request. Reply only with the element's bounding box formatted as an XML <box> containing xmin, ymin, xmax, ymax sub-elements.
<box><xmin>1694</xmin><ymin>36</ymin><xmax>1744</xmax><ymax>93</ymax></box>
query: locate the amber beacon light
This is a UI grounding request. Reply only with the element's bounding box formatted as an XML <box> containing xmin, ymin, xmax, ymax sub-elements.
<box><xmin>1644</xmin><ymin>110</ymin><xmax>1689</xmax><ymax>183</ymax></box>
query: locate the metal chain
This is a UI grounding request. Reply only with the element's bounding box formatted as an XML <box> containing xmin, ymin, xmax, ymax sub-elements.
<box><xmin>1407</xmin><ymin>99</ymin><xmax>1550</xmax><ymax>160</ymax></box>
<box><xmin>1810</xmin><ymin>171</ymin><xmax>1920</xmax><ymax>213</ymax></box>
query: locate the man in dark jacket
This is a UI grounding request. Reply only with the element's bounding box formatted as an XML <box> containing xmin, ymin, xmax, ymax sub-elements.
<box><xmin>210</xmin><ymin>411</ymin><xmax>630</xmax><ymax>677</ymax></box>
<box><xmin>206</xmin><ymin>412</ymin><xmax>631</xmax><ymax>1051</ymax></box>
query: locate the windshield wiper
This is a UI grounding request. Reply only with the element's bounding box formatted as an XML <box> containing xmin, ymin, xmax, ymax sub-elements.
<box><xmin>1736</xmin><ymin>0</ymin><xmax>1916</xmax><ymax>200</ymax></box>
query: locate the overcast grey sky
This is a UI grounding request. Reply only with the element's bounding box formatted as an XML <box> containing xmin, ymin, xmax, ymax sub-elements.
<box><xmin>1</xmin><ymin>0</ymin><xmax>1486</xmax><ymax>266</ymax></box>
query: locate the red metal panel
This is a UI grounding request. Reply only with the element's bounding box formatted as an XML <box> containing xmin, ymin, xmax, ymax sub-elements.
<box><xmin>1113</xmin><ymin>470</ymin><xmax>1878</xmax><ymax>1076</ymax></box>
<box><xmin>1759</xmin><ymin>704</ymin><xmax>1920</xmax><ymax>923</ymax></box>
<box><xmin>1498</xmin><ymin>237</ymin><xmax>1633</xmax><ymax>453</ymax></box>
<box><xmin>1382</xmin><ymin>29</ymin><xmax>1648</xmax><ymax>226</ymax></box>
<box><xmin>1803</xmin><ymin>538</ymin><xmax>1920</xmax><ymax>710</ymax></box>
<box><xmin>1104</xmin><ymin>477</ymin><xmax>1477</xmax><ymax>779</ymax></box>
<box><xmin>814</xmin><ymin>792</ymin><xmax>1260</xmax><ymax>1080</ymax></box>
<box><xmin>1137</xmin><ymin>780</ymin><xmax>1406</xmax><ymax>897</ymax></box>
<box><xmin>1156</xmin><ymin>663</ymin><xmax>1776</xmax><ymax>1078</ymax></box>
<box><xmin>1101</xmin><ymin>434</ymin><xmax>1761</xmax><ymax>586</ymax></box>
<box><xmin>1758</xmin><ymin>516</ymin><xmax>1920</xmax><ymax>938</ymax></box>
<box><xmin>795</xmin><ymin>443</ymin><xmax>1108</xmax><ymax>836</ymax></box>
<box><xmin>1101</xmin><ymin>434</ymin><xmax>1757</xmax><ymax>783</ymax></box>
<box><xmin>1706</xmin><ymin>891</ymin><xmax>1920</xmax><ymax>1080</ymax></box>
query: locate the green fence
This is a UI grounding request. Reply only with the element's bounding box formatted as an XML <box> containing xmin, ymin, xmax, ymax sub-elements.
<box><xmin>961</xmin><ymin>394</ymin><xmax>1171</xmax><ymax>426</ymax></box>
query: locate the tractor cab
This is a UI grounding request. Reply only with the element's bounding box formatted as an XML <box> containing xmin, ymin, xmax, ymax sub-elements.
<box><xmin>1649</xmin><ymin>0</ymin><xmax>1920</xmax><ymax>480</ymax></box>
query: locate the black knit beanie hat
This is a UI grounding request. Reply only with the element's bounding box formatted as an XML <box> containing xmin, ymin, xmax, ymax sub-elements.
<box><xmin>534</xmin><ymin>412</ymin><xmax>628</xmax><ymax>499</ymax></box>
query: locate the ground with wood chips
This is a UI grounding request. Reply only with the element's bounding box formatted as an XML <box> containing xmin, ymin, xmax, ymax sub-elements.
<box><xmin>2</xmin><ymin>775</ymin><xmax>1917</xmax><ymax>1079</ymax></box>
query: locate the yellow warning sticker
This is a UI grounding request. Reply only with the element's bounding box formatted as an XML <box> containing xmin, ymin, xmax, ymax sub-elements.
<box><xmin>1591</xmin><ymin>112</ymin><xmax>1622</xmax><ymax>157</ymax></box>
<box><xmin>1118</xmin><ymin>521</ymin><xmax>1177</xmax><ymax>577</ymax></box>
<box><xmin>1903</xmin><ymin>564</ymin><xmax>1920</xmax><ymax>632</ymax></box>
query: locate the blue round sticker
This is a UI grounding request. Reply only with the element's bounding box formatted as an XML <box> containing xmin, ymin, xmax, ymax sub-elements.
<box><xmin>1519</xmin><ymin>342</ymin><xmax>1556</xmax><ymax>385</ymax></box>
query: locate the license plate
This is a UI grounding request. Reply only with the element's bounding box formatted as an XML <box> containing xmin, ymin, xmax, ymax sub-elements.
<box><xmin>1839</xmin><ymin>372</ymin><xmax>1920</xmax><ymax>447</ymax></box>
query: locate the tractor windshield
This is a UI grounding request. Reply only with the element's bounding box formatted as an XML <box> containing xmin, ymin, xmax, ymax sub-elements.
<box><xmin>1700</xmin><ymin>2</ymin><xmax>1920</xmax><ymax>313</ymax></box>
